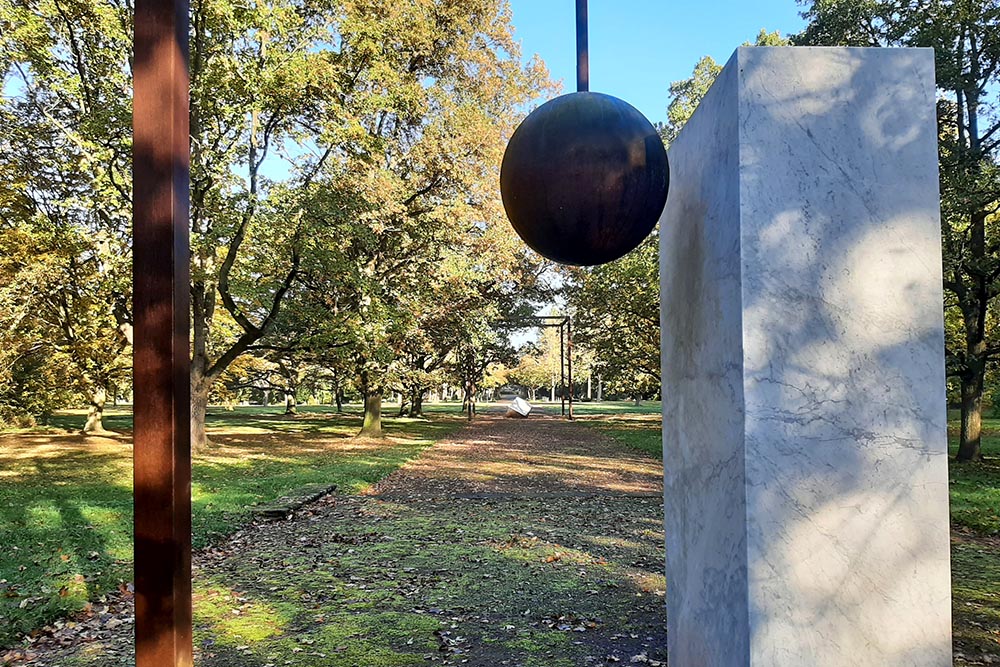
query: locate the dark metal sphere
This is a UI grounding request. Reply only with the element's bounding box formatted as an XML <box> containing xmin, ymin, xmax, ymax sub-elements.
<box><xmin>500</xmin><ymin>91</ymin><xmax>669</xmax><ymax>266</ymax></box>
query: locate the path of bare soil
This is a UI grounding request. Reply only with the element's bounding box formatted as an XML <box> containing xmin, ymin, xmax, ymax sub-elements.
<box><xmin>6</xmin><ymin>415</ymin><xmax>668</xmax><ymax>667</ymax></box>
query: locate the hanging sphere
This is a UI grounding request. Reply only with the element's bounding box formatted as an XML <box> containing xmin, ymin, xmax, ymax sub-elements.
<box><xmin>500</xmin><ymin>91</ymin><xmax>669</xmax><ymax>266</ymax></box>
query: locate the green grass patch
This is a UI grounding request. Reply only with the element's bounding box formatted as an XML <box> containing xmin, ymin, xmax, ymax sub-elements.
<box><xmin>576</xmin><ymin>403</ymin><xmax>662</xmax><ymax>459</ymax></box>
<box><xmin>952</xmin><ymin>534</ymin><xmax>1000</xmax><ymax>659</ymax></box>
<box><xmin>589</xmin><ymin>419</ymin><xmax>661</xmax><ymax>458</ymax></box>
<box><xmin>949</xmin><ymin>418</ymin><xmax>1000</xmax><ymax>535</ymax></box>
<box><xmin>565</xmin><ymin>400</ymin><xmax>662</xmax><ymax>416</ymax></box>
<box><xmin>0</xmin><ymin>406</ymin><xmax>465</xmax><ymax>647</ymax></box>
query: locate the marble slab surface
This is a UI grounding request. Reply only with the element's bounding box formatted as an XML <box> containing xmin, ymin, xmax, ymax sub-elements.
<box><xmin>660</xmin><ymin>46</ymin><xmax>951</xmax><ymax>666</ymax></box>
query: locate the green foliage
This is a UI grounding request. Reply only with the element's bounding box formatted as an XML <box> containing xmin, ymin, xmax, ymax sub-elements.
<box><xmin>658</xmin><ymin>57</ymin><xmax>721</xmax><ymax>145</ymax></box>
<box><xmin>281</xmin><ymin>0</ymin><xmax>553</xmax><ymax>428</ymax></box>
<box><xmin>564</xmin><ymin>232</ymin><xmax>661</xmax><ymax>399</ymax></box>
<box><xmin>0</xmin><ymin>0</ymin><xmax>133</xmax><ymax>429</ymax></box>
<box><xmin>1</xmin><ymin>0</ymin><xmax>554</xmax><ymax>440</ymax></box>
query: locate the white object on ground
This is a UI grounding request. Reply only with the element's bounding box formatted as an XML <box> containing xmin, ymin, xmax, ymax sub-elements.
<box><xmin>509</xmin><ymin>397</ymin><xmax>532</xmax><ymax>417</ymax></box>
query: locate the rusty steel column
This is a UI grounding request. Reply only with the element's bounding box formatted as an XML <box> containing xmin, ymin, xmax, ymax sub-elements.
<box><xmin>132</xmin><ymin>0</ymin><xmax>192</xmax><ymax>663</ymax></box>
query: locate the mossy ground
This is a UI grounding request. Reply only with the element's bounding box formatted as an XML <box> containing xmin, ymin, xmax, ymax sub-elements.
<box><xmin>182</xmin><ymin>493</ymin><xmax>668</xmax><ymax>666</ymax></box>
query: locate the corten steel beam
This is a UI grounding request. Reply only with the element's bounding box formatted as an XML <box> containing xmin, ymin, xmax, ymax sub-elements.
<box><xmin>132</xmin><ymin>0</ymin><xmax>192</xmax><ymax>663</ymax></box>
<box><xmin>576</xmin><ymin>0</ymin><xmax>588</xmax><ymax>92</ymax></box>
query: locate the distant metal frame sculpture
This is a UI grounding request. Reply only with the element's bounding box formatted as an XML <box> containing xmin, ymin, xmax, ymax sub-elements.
<box><xmin>520</xmin><ymin>315</ymin><xmax>574</xmax><ymax>420</ymax></box>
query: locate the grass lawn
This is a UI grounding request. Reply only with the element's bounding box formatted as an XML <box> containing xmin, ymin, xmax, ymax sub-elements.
<box><xmin>576</xmin><ymin>401</ymin><xmax>663</xmax><ymax>458</ymax></box>
<box><xmin>0</xmin><ymin>404</ymin><xmax>466</xmax><ymax>647</ymax></box>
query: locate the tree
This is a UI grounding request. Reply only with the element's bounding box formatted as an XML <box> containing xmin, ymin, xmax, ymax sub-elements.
<box><xmin>508</xmin><ymin>318</ymin><xmax>569</xmax><ymax>402</ymax></box>
<box><xmin>0</xmin><ymin>0</ymin><xmax>133</xmax><ymax>432</ymax></box>
<box><xmin>0</xmin><ymin>222</ymin><xmax>132</xmax><ymax>432</ymax></box>
<box><xmin>300</xmin><ymin>0</ymin><xmax>550</xmax><ymax>436</ymax></box>
<box><xmin>0</xmin><ymin>227</ymin><xmax>77</xmax><ymax>426</ymax></box>
<box><xmin>507</xmin><ymin>348</ymin><xmax>550</xmax><ymax>401</ymax></box>
<box><xmin>795</xmin><ymin>0</ymin><xmax>1000</xmax><ymax>461</ymax></box>
<box><xmin>657</xmin><ymin>30</ymin><xmax>787</xmax><ymax>144</ymax></box>
<box><xmin>448</xmin><ymin>327</ymin><xmax>517</xmax><ymax>420</ymax></box>
<box><xmin>184</xmin><ymin>0</ymin><xmax>346</xmax><ymax>448</ymax></box>
<box><xmin>564</xmin><ymin>232</ymin><xmax>660</xmax><ymax>397</ymax></box>
<box><xmin>1</xmin><ymin>0</ymin><xmax>550</xmax><ymax>443</ymax></box>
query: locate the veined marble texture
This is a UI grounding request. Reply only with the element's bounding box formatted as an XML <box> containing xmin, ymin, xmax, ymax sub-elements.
<box><xmin>660</xmin><ymin>47</ymin><xmax>951</xmax><ymax>666</ymax></box>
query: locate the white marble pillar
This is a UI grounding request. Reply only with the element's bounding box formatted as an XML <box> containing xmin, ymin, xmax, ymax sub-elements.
<box><xmin>660</xmin><ymin>47</ymin><xmax>951</xmax><ymax>666</ymax></box>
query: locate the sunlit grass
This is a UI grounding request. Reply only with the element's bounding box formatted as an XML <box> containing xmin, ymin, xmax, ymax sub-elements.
<box><xmin>4</xmin><ymin>400</ymin><xmax>999</xmax><ymax>662</ymax></box>
<box><xmin>0</xmin><ymin>406</ymin><xmax>465</xmax><ymax>646</ymax></box>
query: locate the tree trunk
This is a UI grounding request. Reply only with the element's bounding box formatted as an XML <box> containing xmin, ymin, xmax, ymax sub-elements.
<box><xmin>958</xmin><ymin>372</ymin><xmax>984</xmax><ymax>461</ymax></box>
<box><xmin>597</xmin><ymin>375</ymin><xmax>603</xmax><ymax>401</ymax></box>
<box><xmin>587</xmin><ymin>375</ymin><xmax>592</xmax><ymax>400</ymax></box>
<box><xmin>550</xmin><ymin>379</ymin><xmax>555</xmax><ymax>402</ymax></box>
<box><xmin>82</xmin><ymin>386</ymin><xmax>109</xmax><ymax>433</ymax></box>
<box><xmin>410</xmin><ymin>390</ymin><xmax>424</xmax><ymax>417</ymax></box>
<box><xmin>466</xmin><ymin>380</ymin><xmax>476</xmax><ymax>421</ymax></box>
<box><xmin>284</xmin><ymin>391</ymin><xmax>297</xmax><ymax>415</ymax></box>
<box><xmin>191</xmin><ymin>381</ymin><xmax>211</xmax><ymax>451</ymax></box>
<box><xmin>190</xmin><ymin>274</ymin><xmax>213</xmax><ymax>451</ymax></box>
<box><xmin>335</xmin><ymin>387</ymin><xmax>343</xmax><ymax>413</ymax></box>
<box><xmin>360</xmin><ymin>388</ymin><xmax>383</xmax><ymax>437</ymax></box>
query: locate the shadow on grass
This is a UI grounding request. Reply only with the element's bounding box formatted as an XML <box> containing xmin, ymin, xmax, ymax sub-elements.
<box><xmin>0</xmin><ymin>411</ymin><xmax>468</xmax><ymax>650</ymax></box>
<box><xmin>181</xmin><ymin>494</ymin><xmax>669</xmax><ymax>667</ymax></box>
<box><xmin>0</xmin><ymin>436</ymin><xmax>133</xmax><ymax>645</ymax></box>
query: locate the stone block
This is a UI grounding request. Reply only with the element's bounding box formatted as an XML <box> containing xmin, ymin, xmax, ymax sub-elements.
<box><xmin>660</xmin><ymin>46</ymin><xmax>951</xmax><ymax>666</ymax></box>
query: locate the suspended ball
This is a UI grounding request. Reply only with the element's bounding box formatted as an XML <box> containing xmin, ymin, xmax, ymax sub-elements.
<box><xmin>500</xmin><ymin>91</ymin><xmax>669</xmax><ymax>266</ymax></box>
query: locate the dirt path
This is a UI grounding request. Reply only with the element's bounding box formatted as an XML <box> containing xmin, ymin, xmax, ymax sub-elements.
<box><xmin>6</xmin><ymin>415</ymin><xmax>667</xmax><ymax>667</ymax></box>
<box><xmin>370</xmin><ymin>415</ymin><xmax>663</xmax><ymax>500</ymax></box>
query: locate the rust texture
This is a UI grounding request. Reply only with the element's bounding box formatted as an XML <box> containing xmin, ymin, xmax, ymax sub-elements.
<box><xmin>132</xmin><ymin>0</ymin><xmax>192</xmax><ymax>663</ymax></box>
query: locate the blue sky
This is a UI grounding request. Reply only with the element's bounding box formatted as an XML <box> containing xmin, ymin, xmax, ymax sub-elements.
<box><xmin>507</xmin><ymin>0</ymin><xmax>807</xmax><ymax>124</ymax></box>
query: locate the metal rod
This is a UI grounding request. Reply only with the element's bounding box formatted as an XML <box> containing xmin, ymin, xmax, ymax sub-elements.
<box><xmin>568</xmin><ymin>319</ymin><xmax>574</xmax><ymax>420</ymax></box>
<box><xmin>133</xmin><ymin>0</ymin><xmax>192</xmax><ymax>663</ymax></box>
<box><xmin>560</xmin><ymin>324</ymin><xmax>566</xmax><ymax>416</ymax></box>
<box><xmin>576</xmin><ymin>0</ymin><xmax>589</xmax><ymax>92</ymax></box>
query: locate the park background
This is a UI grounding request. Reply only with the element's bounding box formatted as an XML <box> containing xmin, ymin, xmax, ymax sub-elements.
<box><xmin>1</xmin><ymin>0</ymin><xmax>999</xmax><ymax>664</ymax></box>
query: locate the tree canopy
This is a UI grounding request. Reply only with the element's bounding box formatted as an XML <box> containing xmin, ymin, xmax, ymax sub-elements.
<box><xmin>0</xmin><ymin>0</ymin><xmax>554</xmax><ymax>438</ymax></box>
